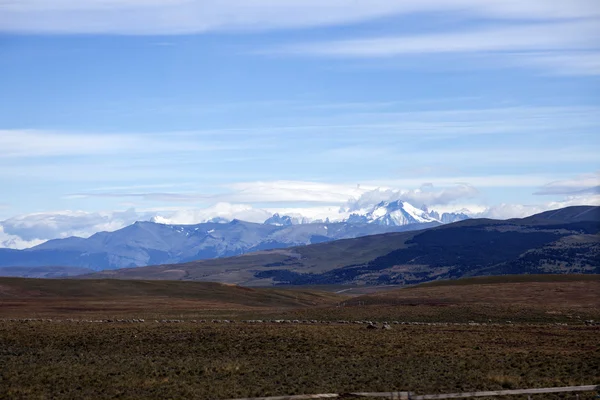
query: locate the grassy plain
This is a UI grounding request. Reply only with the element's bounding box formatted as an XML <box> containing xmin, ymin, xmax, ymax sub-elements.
<box><xmin>0</xmin><ymin>275</ymin><xmax>599</xmax><ymax>399</ymax></box>
<box><xmin>0</xmin><ymin>277</ymin><xmax>342</xmax><ymax>320</ymax></box>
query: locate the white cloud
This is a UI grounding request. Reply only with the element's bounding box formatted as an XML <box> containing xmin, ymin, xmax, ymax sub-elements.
<box><xmin>344</xmin><ymin>184</ymin><xmax>478</xmax><ymax>212</ymax></box>
<box><xmin>2</xmin><ymin>1</ymin><xmax>599</xmax><ymax>35</ymax></box>
<box><xmin>474</xmin><ymin>204</ymin><xmax>547</xmax><ymax>220</ymax></box>
<box><xmin>267</xmin><ymin>18</ymin><xmax>600</xmax><ymax>75</ymax></box>
<box><xmin>236</xmin><ymin>105</ymin><xmax>600</xmax><ymax>142</ymax></box>
<box><xmin>319</xmin><ymin>145</ymin><xmax>600</xmax><ymax>169</ymax></box>
<box><xmin>0</xmin><ymin>130</ymin><xmax>254</xmax><ymax>158</ymax></box>
<box><xmin>224</xmin><ymin>180</ymin><xmax>373</xmax><ymax>204</ymax></box>
<box><xmin>0</xmin><ymin>226</ymin><xmax>46</xmax><ymax>250</ymax></box>
<box><xmin>0</xmin><ymin>209</ymin><xmax>142</xmax><ymax>242</ymax></box>
<box><xmin>276</xmin><ymin>20</ymin><xmax>599</xmax><ymax>57</ymax></box>
<box><xmin>549</xmin><ymin>194</ymin><xmax>600</xmax><ymax>208</ymax></box>
<box><xmin>534</xmin><ymin>172</ymin><xmax>600</xmax><ymax>195</ymax></box>
<box><xmin>0</xmin><ymin>130</ymin><xmax>136</xmax><ymax>158</ymax></box>
<box><xmin>516</xmin><ymin>51</ymin><xmax>600</xmax><ymax>76</ymax></box>
<box><xmin>475</xmin><ymin>194</ymin><xmax>600</xmax><ymax>220</ymax></box>
<box><xmin>67</xmin><ymin>181</ymin><xmax>375</xmax><ymax>205</ymax></box>
<box><xmin>365</xmin><ymin>175</ymin><xmax>575</xmax><ymax>189</ymax></box>
<box><xmin>64</xmin><ymin>175</ymin><xmax>582</xmax><ymax>207</ymax></box>
<box><xmin>1</xmin><ymin>180</ymin><xmax>598</xmax><ymax>248</ymax></box>
<box><xmin>151</xmin><ymin>203</ymin><xmax>272</xmax><ymax>225</ymax></box>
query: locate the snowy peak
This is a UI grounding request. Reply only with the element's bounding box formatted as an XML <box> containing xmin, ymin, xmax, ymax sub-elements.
<box><xmin>264</xmin><ymin>213</ymin><xmax>293</xmax><ymax>226</ymax></box>
<box><xmin>259</xmin><ymin>200</ymin><xmax>470</xmax><ymax>227</ymax></box>
<box><xmin>439</xmin><ymin>212</ymin><xmax>470</xmax><ymax>224</ymax></box>
<box><xmin>366</xmin><ymin>200</ymin><xmax>439</xmax><ymax>226</ymax></box>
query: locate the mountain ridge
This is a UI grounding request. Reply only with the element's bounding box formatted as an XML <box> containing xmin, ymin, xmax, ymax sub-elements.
<box><xmin>0</xmin><ymin>219</ymin><xmax>440</xmax><ymax>272</ymax></box>
<box><xmin>82</xmin><ymin>205</ymin><xmax>600</xmax><ymax>286</ymax></box>
<box><xmin>0</xmin><ymin>199</ymin><xmax>468</xmax><ymax>273</ymax></box>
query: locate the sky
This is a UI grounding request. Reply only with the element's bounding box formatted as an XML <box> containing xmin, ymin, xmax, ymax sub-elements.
<box><xmin>0</xmin><ymin>0</ymin><xmax>599</xmax><ymax>248</ymax></box>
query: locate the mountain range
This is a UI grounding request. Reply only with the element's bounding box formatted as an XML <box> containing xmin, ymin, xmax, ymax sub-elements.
<box><xmin>0</xmin><ymin>200</ymin><xmax>460</xmax><ymax>274</ymax></box>
<box><xmin>83</xmin><ymin>205</ymin><xmax>600</xmax><ymax>286</ymax></box>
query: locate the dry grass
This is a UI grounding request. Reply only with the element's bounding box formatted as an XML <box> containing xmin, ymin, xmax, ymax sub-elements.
<box><xmin>1</xmin><ymin>322</ymin><xmax>598</xmax><ymax>400</ymax></box>
<box><xmin>354</xmin><ymin>280</ymin><xmax>600</xmax><ymax>308</ymax></box>
<box><xmin>0</xmin><ymin>277</ymin><xmax>343</xmax><ymax>320</ymax></box>
<box><xmin>0</xmin><ymin>276</ymin><xmax>599</xmax><ymax>399</ymax></box>
<box><xmin>275</xmin><ymin>279</ymin><xmax>600</xmax><ymax>324</ymax></box>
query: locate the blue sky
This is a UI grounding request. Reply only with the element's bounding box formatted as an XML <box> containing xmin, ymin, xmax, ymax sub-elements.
<box><xmin>0</xmin><ymin>1</ymin><xmax>599</xmax><ymax>248</ymax></box>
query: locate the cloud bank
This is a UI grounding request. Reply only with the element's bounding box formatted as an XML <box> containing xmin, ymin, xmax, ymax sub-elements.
<box><xmin>534</xmin><ymin>172</ymin><xmax>600</xmax><ymax>195</ymax></box>
<box><xmin>2</xmin><ymin>175</ymin><xmax>598</xmax><ymax>249</ymax></box>
<box><xmin>344</xmin><ymin>184</ymin><xmax>478</xmax><ymax>212</ymax></box>
<box><xmin>1</xmin><ymin>209</ymin><xmax>143</xmax><ymax>244</ymax></box>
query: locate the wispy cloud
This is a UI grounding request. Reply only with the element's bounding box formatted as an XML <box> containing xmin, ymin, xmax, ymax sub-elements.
<box><xmin>369</xmin><ymin>175</ymin><xmax>574</xmax><ymax>189</ymax></box>
<box><xmin>68</xmin><ymin>175</ymin><xmax>577</xmax><ymax>206</ymax></box>
<box><xmin>270</xmin><ymin>19</ymin><xmax>600</xmax><ymax>75</ymax></box>
<box><xmin>223</xmin><ymin>180</ymin><xmax>372</xmax><ymax>204</ymax></box>
<box><xmin>3</xmin><ymin>104</ymin><xmax>597</xmax><ymax>157</ymax></box>
<box><xmin>68</xmin><ymin>181</ymin><xmax>374</xmax><ymax>205</ymax></box>
<box><xmin>515</xmin><ymin>51</ymin><xmax>600</xmax><ymax>76</ymax></box>
<box><xmin>0</xmin><ymin>130</ymin><xmax>260</xmax><ymax>158</ymax></box>
<box><xmin>2</xmin><ymin>1</ymin><xmax>599</xmax><ymax>35</ymax></box>
<box><xmin>319</xmin><ymin>146</ymin><xmax>600</xmax><ymax>168</ymax></box>
<box><xmin>534</xmin><ymin>172</ymin><xmax>600</xmax><ymax>195</ymax></box>
<box><xmin>275</xmin><ymin>21</ymin><xmax>597</xmax><ymax>57</ymax></box>
<box><xmin>1</xmin><ymin>104</ymin><xmax>597</xmax><ymax>185</ymax></box>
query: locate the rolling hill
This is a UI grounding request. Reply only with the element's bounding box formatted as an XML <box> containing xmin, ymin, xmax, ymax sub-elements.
<box><xmin>0</xmin><ymin>266</ymin><xmax>94</xmax><ymax>279</ymax></box>
<box><xmin>83</xmin><ymin>206</ymin><xmax>599</xmax><ymax>285</ymax></box>
<box><xmin>345</xmin><ymin>274</ymin><xmax>600</xmax><ymax>307</ymax></box>
<box><xmin>0</xmin><ymin>277</ymin><xmax>343</xmax><ymax>318</ymax></box>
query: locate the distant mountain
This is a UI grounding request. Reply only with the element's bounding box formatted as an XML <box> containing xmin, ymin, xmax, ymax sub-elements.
<box><xmin>348</xmin><ymin>200</ymin><xmax>438</xmax><ymax>225</ymax></box>
<box><xmin>264</xmin><ymin>213</ymin><xmax>294</xmax><ymax>226</ymax></box>
<box><xmin>0</xmin><ymin>218</ymin><xmax>439</xmax><ymax>273</ymax></box>
<box><xmin>0</xmin><ymin>266</ymin><xmax>93</xmax><ymax>279</ymax></box>
<box><xmin>269</xmin><ymin>200</ymin><xmax>470</xmax><ymax>227</ymax></box>
<box><xmin>439</xmin><ymin>211</ymin><xmax>470</xmax><ymax>224</ymax></box>
<box><xmin>0</xmin><ymin>199</ymin><xmax>474</xmax><ymax>275</ymax></box>
<box><xmin>83</xmin><ymin>206</ymin><xmax>600</xmax><ymax>286</ymax></box>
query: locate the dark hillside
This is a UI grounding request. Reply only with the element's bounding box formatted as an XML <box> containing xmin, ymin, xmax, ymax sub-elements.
<box><xmin>83</xmin><ymin>206</ymin><xmax>600</xmax><ymax>285</ymax></box>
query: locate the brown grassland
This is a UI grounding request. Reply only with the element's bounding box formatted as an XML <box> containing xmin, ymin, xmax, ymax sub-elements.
<box><xmin>0</xmin><ymin>275</ymin><xmax>599</xmax><ymax>399</ymax></box>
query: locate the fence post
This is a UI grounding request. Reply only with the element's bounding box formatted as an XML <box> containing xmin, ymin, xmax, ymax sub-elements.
<box><xmin>389</xmin><ymin>392</ymin><xmax>411</xmax><ymax>399</ymax></box>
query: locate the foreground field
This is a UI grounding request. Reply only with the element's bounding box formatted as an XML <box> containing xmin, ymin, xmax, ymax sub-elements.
<box><xmin>0</xmin><ymin>275</ymin><xmax>598</xmax><ymax>399</ymax></box>
<box><xmin>1</xmin><ymin>322</ymin><xmax>598</xmax><ymax>399</ymax></box>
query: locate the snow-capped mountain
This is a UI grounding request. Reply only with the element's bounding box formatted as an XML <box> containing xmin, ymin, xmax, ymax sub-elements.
<box><xmin>264</xmin><ymin>200</ymin><xmax>470</xmax><ymax>227</ymax></box>
<box><xmin>0</xmin><ymin>219</ymin><xmax>432</xmax><ymax>272</ymax></box>
<box><xmin>439</xmin><ymin>211</ymin><xmax>470</xmax><ymax>224</ymax></box>
<box><xmin>0</xmin><ymin>200</ymin><xmax>471</xmax><ymax>274</ymax></box>
<box><xmin>149</xmin><ymin>201</ymin><xmax>470</xmax><ymax>228</ymax></box>
<box><xmin>350</xmin><ymin>200</ymin><xmax>439</xmax><ymax>226</ymax></box>
<box><xmin>264</xmin><ymin>213</ymin><xmax>294</xmax><ymax>226</ymax></box>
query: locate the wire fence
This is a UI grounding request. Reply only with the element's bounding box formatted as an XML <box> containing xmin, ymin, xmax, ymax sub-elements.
<box><xmin>225</xmin><ymin>384</ymin><xmax>600</xmax><ymax>400</ymax></box>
